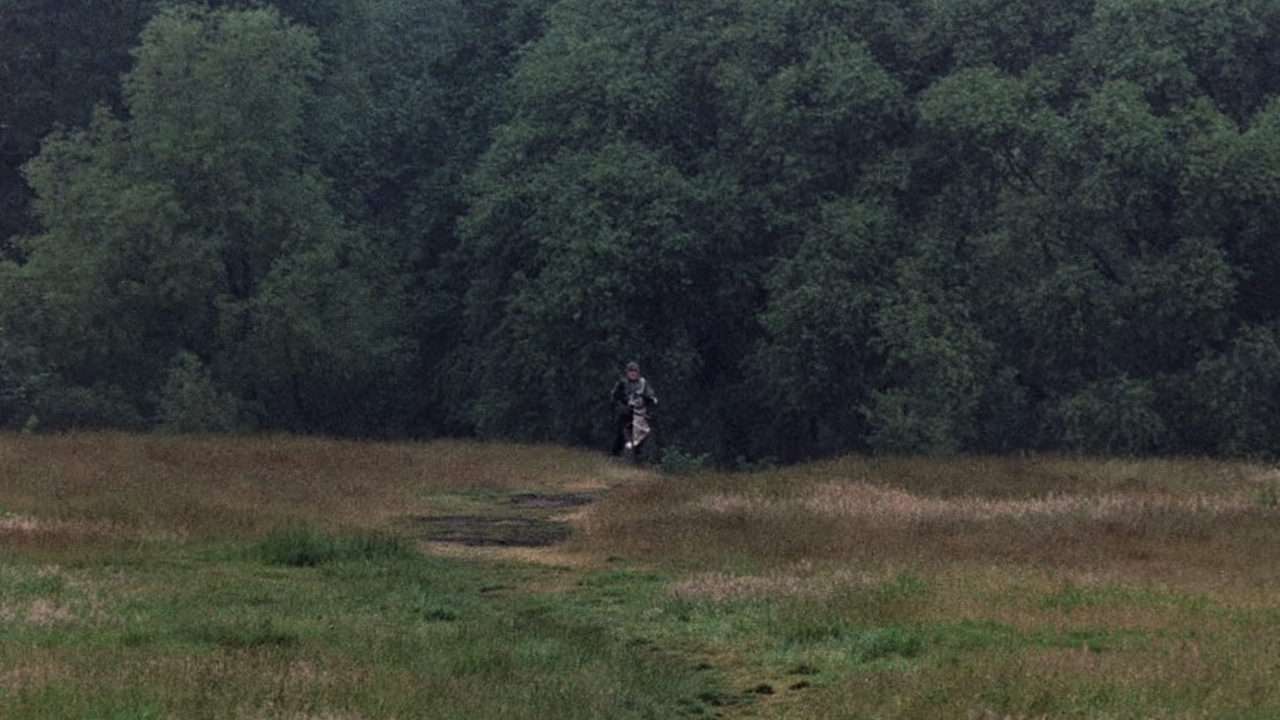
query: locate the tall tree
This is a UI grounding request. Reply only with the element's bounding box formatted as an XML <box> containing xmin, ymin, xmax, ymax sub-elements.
<box><xmin>3</xmin><ymin>5</ymin><xmax>409</xmax><ymax>431</ymax></box>
<box><xmin>0</xmin><ymin>0</ymin><xmax>158</xmax><ymax>258</ymax></box>
<box><xmin>457</xmin><ymin>0</ymin><xmax>923</xmax><ymax>461</ymax></box>
<box><xmin>459</xmin><ymin>0</ymin><xmax>737</xmax><ymax>453</ymax></box>
<box><xmin>750</xmin><ymin>201</ymin><xmax>899</xmax><ymax>460</ymax></box>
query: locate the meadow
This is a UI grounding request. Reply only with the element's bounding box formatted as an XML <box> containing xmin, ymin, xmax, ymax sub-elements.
<box><xmin>3</xmin><ymin>433</ymin><xmax>1280</xmax><ymax>719</ymax></box>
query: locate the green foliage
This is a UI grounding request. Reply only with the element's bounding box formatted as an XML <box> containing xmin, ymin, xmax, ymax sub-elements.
<box><xmin>459</xmin><ymin>0</ymin><xmax>915</xmax><ymax>460</ymax></box>
<box><xmin>866</xmin><ymin>239</ymin><xmax>998</xmax><ymax>455</ymax></box>
<box><xmin>155</xmin><ymin>351</ymin><xmax>241</xmax><ymax>434</ymax></box>
<box><xmin>10</xmin><ymin>0</ymin><xmax>1280</xmax><ymax>458</ymax></box>
<box><xmin>751</xmin><ymin>201</ymin><xmax>896</xmax><ymax>459</ymax></box>
<box><xmin>660</xmin><ymin>446</ymin><xmax>711</xmax><ymax>475</ymax></box>
<box><xmin>0</xmin><ymin>336</ymin><xmax>26</xmax><ymax>428</ymax></box>
<box><xmin>931</xmin><ymin>0</ymin><xmax>1092</xmax><ymax>73</ymax></box>
<box><xmin>1190</xmin><ymin>325</ymin><xmax>1280</xmax><ymax>457</ymax></box>
<box><xmin>0</xmin><ymin>0</ymin><xmax>159</xmax><ymax>248</ymax></box>
<box><xmin>8</xmin><ymin>4</ymin><xmax>412</xmax><ymax>434</ymax></box>
<box><xmin>25</xmin><ymin>380</ymin><xmax>146</xmax><ymax>431</ymax></box>
<box><xmin>1051</xmin><ymin>376</ymin><xmax>1171</xmax><ymax>455</ymax></box>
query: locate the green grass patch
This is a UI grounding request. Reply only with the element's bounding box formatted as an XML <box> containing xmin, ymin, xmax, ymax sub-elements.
<box><xmin>253</xmin><ymin>525</ymin><xmax>413</xmax><ymax>566</ymax></box>
<box><xmin>0</xmin><ymin>527</ymin><xmax>725</xmax><ymax>720</ymax></box>
<box><xmin>852</xmin><ymin>626</ymin><xmax>926</xmax><ymax>664</ymax></box>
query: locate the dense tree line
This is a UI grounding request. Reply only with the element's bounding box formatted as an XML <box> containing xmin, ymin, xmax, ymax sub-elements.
<box><xmin>3</xmin><ymin>0</ymin><xmax>1280</xmax><ymax>464</ymax></box>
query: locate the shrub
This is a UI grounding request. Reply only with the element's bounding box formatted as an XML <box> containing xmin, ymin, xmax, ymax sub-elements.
<box><xmin>156</xmin><ymin>351</ymin><xmax>241</xmax><ymax>433</ymax></box>
<box><xmin>660</xmin><ymin>445</ymin><xmax>710</xmax><ymax>474</ymax></box>
<box><xmin>29</xmin><ymin>380</ymin><xmax>145</xmax><ymax>430</ymax></box>
<box><xmin>1050</xmin><ymin>376</ymin><xmax>1170</xmax><ymax>455</ymax></box>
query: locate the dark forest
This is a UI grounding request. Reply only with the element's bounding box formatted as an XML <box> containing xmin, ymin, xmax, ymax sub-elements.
<box><xmin>4</xmin><ymin>0</ymin><xmax>1280</xmax><ymax>465</ymax></box>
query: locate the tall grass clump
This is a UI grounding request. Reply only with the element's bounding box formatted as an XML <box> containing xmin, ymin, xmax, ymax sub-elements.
<box><xmin>253</xmin><ymin>525</ymin><xmax>412</xmax><ymax>567</ymax></box>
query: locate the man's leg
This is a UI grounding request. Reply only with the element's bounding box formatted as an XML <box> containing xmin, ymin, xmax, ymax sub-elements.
<box><xmin>630</xmin><ymin>413</ymin><xmax>649</xmax><ymax>448</ymax></box>
<box><xmin>611</xmin><ymin>413</ymin><xmax>630</xmax><ymax>455</ymax></box>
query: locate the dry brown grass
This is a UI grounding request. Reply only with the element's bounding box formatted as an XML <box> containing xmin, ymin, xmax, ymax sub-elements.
<box><xmin>0</xmin><ymin>514</ymin><xmax>119</xmax><ymax>553</ymax></box>
<box><xmin>666</xmin><ymin>568</ymin><xmax>864</xmax><ymax>601</ymax></box>
<box><xmin>0</xmin><ymin>433</ymin><xmax>625</xmax><ymax>545</ymax></box>
<box><xmin>6</xmin><ymin>434</ymin><xmax>1275</xmax><ymax>590</ymax></box>
<box><xmin>0</xmin><ymin>659</ymin><xmax>70</xmax><ymax>693</ymax></box>
<box><xmin>565</xmin><ymin>452</ymin><xmax>1280</xmax><ymax>718</ymax></box>
<box><xmin>577</xmin><ymin>453</ymin><xmax>1280</xmax><ymax>591</ymax></box>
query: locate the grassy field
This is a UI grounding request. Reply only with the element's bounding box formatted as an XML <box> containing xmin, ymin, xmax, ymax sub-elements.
<box><xmin>4</xmin><ymin>434</ymin><xmax>1280</xmax><ymax>719</ymax></box>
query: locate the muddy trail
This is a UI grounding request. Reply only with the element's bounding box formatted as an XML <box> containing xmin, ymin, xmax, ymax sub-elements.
<box><xmin>408</xmin><ymin>491</ymin><xmax>598</xmax><ymax>547</ymax></box>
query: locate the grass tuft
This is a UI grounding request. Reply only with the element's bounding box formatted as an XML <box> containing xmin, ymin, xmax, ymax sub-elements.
<box><xmin>184</xmin><ymin>617</ymin><xmax>300</xmax><ymax>649</ymax></box>
<box><xmin>254</xmin><ymin>526</ymin><xmax>412</xmax><ymax>567</ymax></box>
<box><xmin>852</xmin><ymin>626</ymin><xmax>925</xmax><ymax>664</ymax></box>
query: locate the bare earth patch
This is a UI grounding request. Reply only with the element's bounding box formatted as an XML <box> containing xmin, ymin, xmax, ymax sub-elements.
<box><xmin>25</xmin><ymin>598</ymin><xmax>76</xmax><ymax>627</ymax></box>
<box><xmin>419</xmin><ymin>540</ymin><xmax>598</xmax><ymax>569</ymax></box>
<box><xmin>412</xmin><ymin>489</ymin><xmax>611</xmax><ymax>569</ymax></box>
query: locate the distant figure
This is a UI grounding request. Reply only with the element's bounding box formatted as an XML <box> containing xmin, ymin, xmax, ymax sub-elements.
<box><xmin>611</xmin><ymin>361</ymin><xmax>657</xmax><ymax>457</ymax></box>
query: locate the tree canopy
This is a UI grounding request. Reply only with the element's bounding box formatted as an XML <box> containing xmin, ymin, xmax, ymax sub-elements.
<box><xmin>5</xmin><ymin>0</ymin><xmax>1280</xmax><ymax>464</ymax></box>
